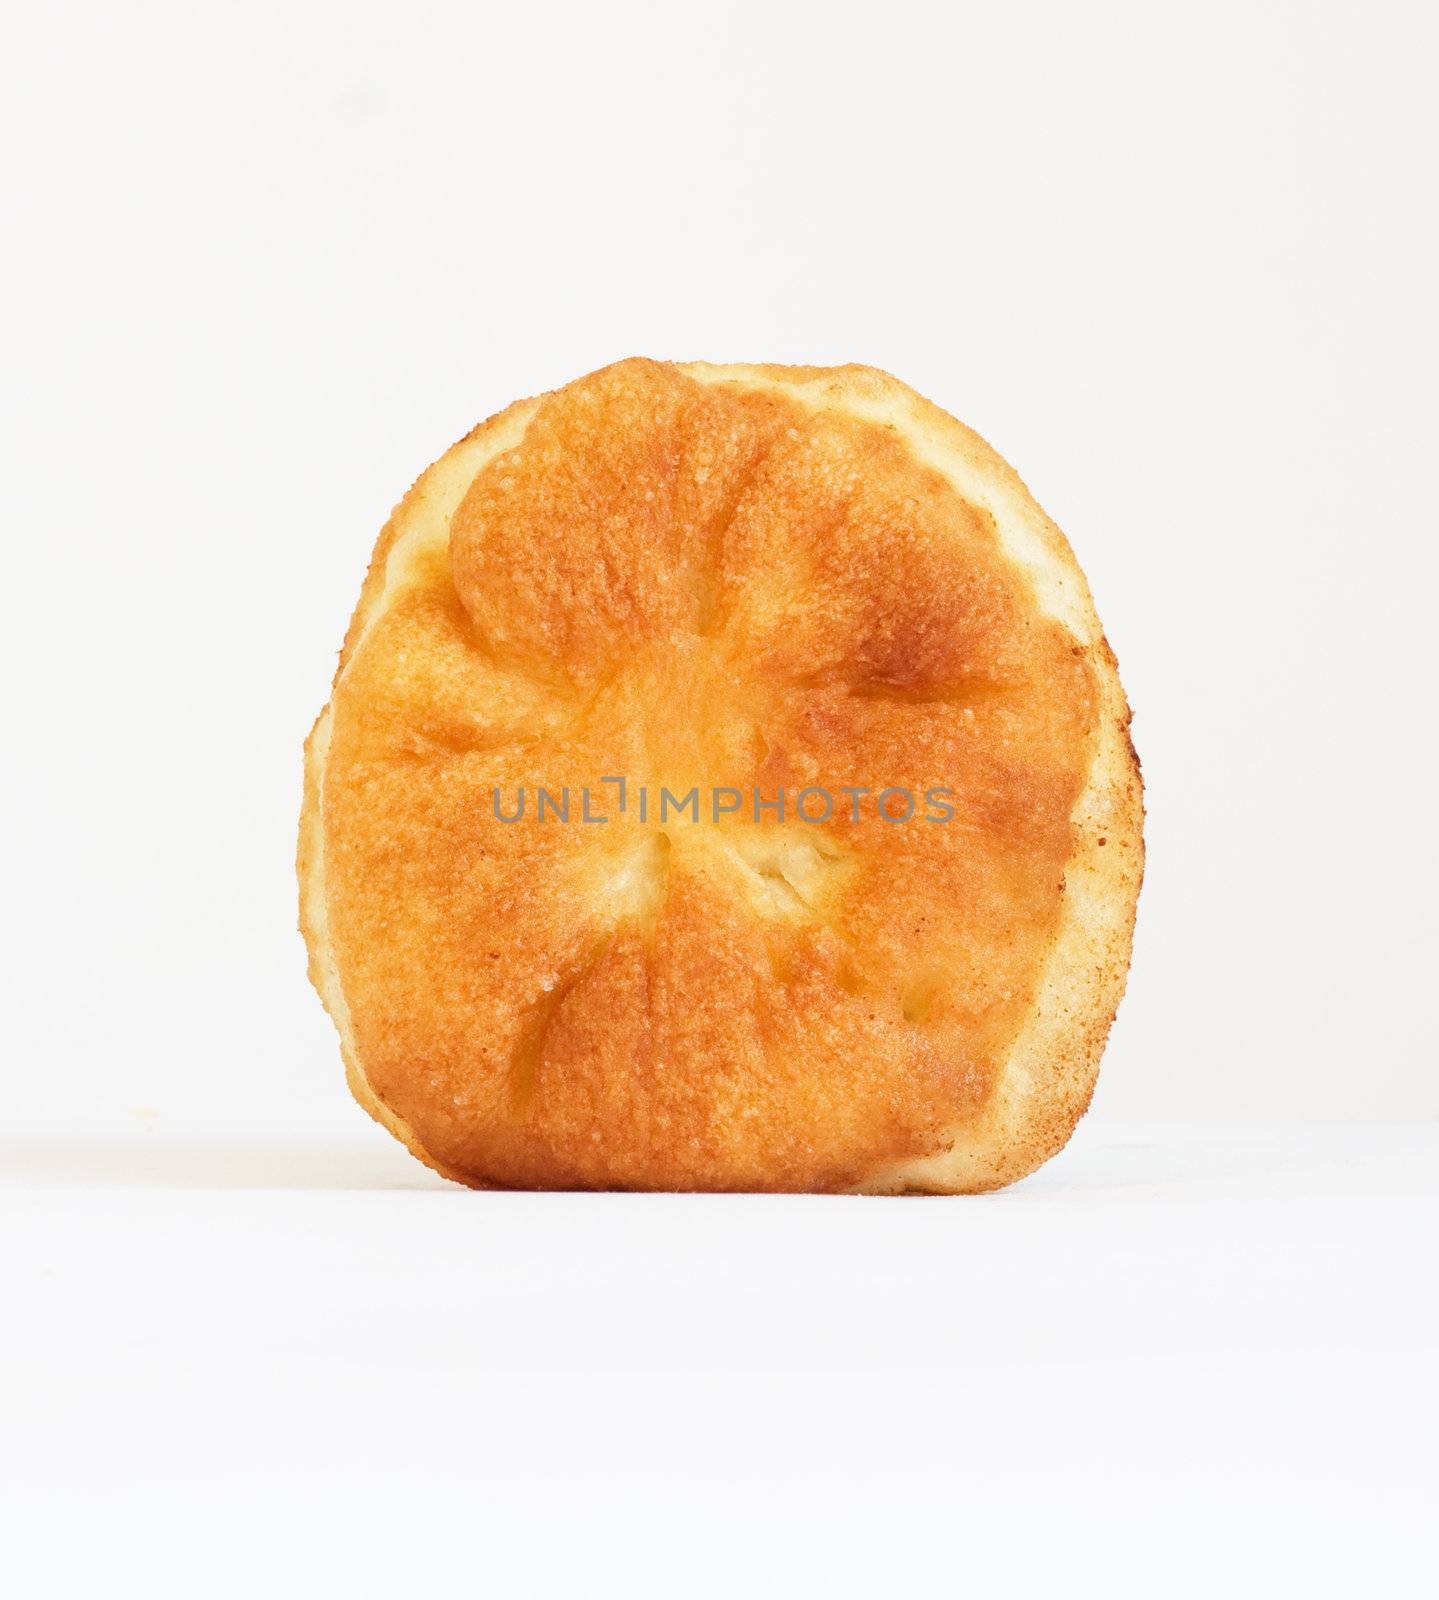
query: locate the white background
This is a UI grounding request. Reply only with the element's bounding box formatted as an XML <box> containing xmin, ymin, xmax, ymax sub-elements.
<box><xmin>3</xmin><ymin>2</ymin><xmax>1436</xmax><ymax>1595</ymax></box>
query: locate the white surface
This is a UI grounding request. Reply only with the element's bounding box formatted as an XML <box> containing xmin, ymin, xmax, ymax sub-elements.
<box><xmin>3</xmin><ymin>1123</ymin><xmax>1437</xmax><ymax>1597</ymax></box>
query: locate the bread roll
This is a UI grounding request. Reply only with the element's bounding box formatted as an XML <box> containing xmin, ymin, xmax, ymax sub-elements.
<box><xmin>298</xmin><ymin>359</ymin><xmax>1142</xmax><ymax>1191</ymax></box>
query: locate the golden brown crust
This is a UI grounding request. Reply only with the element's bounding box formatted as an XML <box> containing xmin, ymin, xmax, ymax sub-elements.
<box><xmin>299</xmin><ymin>359</ymin><xmax>1142</xmax><ymax>1191</ymax></box>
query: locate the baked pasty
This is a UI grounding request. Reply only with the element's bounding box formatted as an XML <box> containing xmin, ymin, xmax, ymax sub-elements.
<box><xmin>299</xmin><ymin>359</ymin><xmax>1142</xmax><ymax>1191</ymax></box>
